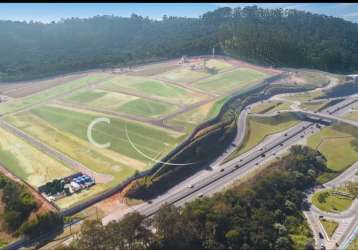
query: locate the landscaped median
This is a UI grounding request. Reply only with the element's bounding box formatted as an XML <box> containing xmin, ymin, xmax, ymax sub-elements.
<box><xmin>312</xmin><ymin>189</ymin><xmax>354</xmax><ymax>213</ymax></box>
<box><xmin>320</xmin><ymin>218</ymin><xmax>339</xmax><ymax>238</ymax></box>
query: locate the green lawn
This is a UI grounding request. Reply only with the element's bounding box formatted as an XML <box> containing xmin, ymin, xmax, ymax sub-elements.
<box><xmin>320</xmin><ymin>218</ymin><xmax>338</xmax><ymax>238</ymax></box>
<box><xmin>195</xmin><ymin>68</ymin><xmax>268</xmax><ymax>94</ymax></box>
<box><xmin>307</xmin><ymin>124</ymin><xmax>358</xmax><ymax>172</ymax></box>
<box><xmin>224</xmin><ymin>113</ymin><xmax>299</xmax><ymax>162</ymax></box>
<box><xmin>0</xmin><ymin>73</ymin><xmax>111</xmax><ymax>115</ymax></box>
<box><xmin>117</xmin><ymin>98</ymin><xmax>177</xmax><ymax>118</ymax></box>
<box><xmin>29</xmin><ymin>105</ymin><xmax>180</xmax><ymax>162</ymax></box>
<box><xmin>312</xmin><ymin>190</ymin><xmax>353</xmax><ymax>213</ymax></box>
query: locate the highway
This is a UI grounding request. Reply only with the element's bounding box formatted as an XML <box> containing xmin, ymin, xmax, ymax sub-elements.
<box><xmin>103</xmin><ymin>95</ymin><xmax>358</xmax><ymax>225</ymax></box>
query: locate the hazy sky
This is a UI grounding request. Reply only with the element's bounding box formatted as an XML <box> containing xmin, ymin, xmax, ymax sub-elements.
<box><xmin>0</xmin><ymin>3</ymin><xmax>358</xmax><ymax>23</ymax></box>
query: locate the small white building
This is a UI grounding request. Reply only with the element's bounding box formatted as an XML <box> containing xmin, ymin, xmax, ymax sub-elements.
<box><xmin>70</xmin><ymin>181</ymin><xmax>81</xmax><ymax>192</ymax></box>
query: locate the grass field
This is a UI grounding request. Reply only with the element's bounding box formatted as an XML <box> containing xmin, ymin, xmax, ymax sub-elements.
<box><xmin>0</xmin><ymin>73</ymin><xmax>111</xmax><ymax>115</ymax></box>
<box><xmin>8</xmin><ymin>105</ymin><xmax>181</xmax><ymax>167</ymax></box>
<box><xmin>224</xmin><ymin>113</ymin><xmax>299</xmax><ymax>162</ymax></box>
<box><xmin>307</xmin><ymin>124</ymin><xmax>358</xmax><ymax>172</ymax></box>
<box><xmin>312</xmin><ymin>189</ymin><xmax>353</xmax><ymax>213</ymax></box>
<box><xmin>320</xmin><ymin>218</ymin><xmax>338</xmax><ymax>238</ymax></box>
<box><xmin>157</xmin><ymin>67</ymin><xmax>210</xmax><ymax>83</ymax></box>
<box><xmin>65</xmin><ymin>89</ymin><xmax>178</xmax><ymax>118</ymax></box>
<box><xmin>5</xmin><ymin>105</ymin><xmax>184</xmax><ymax>208</ymax></box>
<box><xmin>99</xmin><ymin>75</ymin><xmax>205</xmax><ymax>105</ymax></box>
<box><xmin>117</xmin><ymin>98</ymin><xmax>177</xmax><ymax>118</ymax></box>
<box><xmin>195</xmin><ymin>68</ymin><xmax>268</xmax><ymax>94</ymax></box>
<box><xmin>0</xmin><ymin>126</ymin><xmax>74</xmax><ymax>187</ymax></box>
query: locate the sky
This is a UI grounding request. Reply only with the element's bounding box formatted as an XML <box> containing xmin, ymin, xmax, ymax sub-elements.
<box><xmin>0</xmin><ymin>3</ymin><xmax>358</xmax><ymax>23</ymax></box>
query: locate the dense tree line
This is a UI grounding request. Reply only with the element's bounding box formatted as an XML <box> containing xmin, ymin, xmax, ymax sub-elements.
<box><xmin>65</xmin><ymin>146</ymin><xmax>327</xmax><ymax>250</ymax></box>
<box><xmin>0</xmin><ymin>174</ymin><xmax>37</xmax><ymax>232</ymax></box>
<box><xmin>1</xmin><ymin>6</ymin><xmax>358</xmax><ymax>82</ymax></box>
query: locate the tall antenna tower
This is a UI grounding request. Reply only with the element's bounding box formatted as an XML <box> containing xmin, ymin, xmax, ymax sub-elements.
<box><xmin>212</xmin><ymin>47</ymin><xmax>215</xmax><ymax>58</ymax></box>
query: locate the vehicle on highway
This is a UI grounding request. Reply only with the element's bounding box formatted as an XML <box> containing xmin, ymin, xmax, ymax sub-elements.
<box><xmin>319</xmin><ymin>215</ymin><xmax>324</xmax><ymax>219</ymax></box>
<box><xmin>198</xmin><ymin>193</ymin><xmax>204</xmax><ymax>198</ymax></box>
<box><xmin>284</xmin><ymin>133</ymin><xmax>288</xmax><ymax>136</ymax></box>
<box><xmin>319</xmin><ymin>232</ymin><xmax>324</xmax><ymax>239</ymax></box>
<box><xmin>320</xmin><ymin>243</ymin><xmax>326</xmax><ymax>250</ymax></box>
<box><xmin>220</xmin><ymin>168</ymin><xmax>225</xmax><ymax>172</ymax></box>
<box><xmin>186</xmin><ymin>184</ymin><xmax>194</xmax><ymax>188</ymax></box>
<box><xmin>235</xmin><ymin>165</ymin><xmax>240</xmax><ymax>169</ymax></box>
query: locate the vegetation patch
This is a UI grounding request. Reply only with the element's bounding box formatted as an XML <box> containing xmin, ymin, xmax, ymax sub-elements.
<box><xmin>320</xmin><ymin>218</ymin><xmax>338</xmax><ymax>238</ymax></box>
<box><xmin>312</xmin><ymin>190</ymin><xmax>353</xmax><ymax>213</ymax></box>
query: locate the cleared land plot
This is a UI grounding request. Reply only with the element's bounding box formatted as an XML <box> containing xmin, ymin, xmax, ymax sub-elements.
<box><xmin>224</xmin><ymin>113</ymin><xmax>299</xmax><ymax>162</ymax></box>
<box><xmin>320</xmin><ymin>218</ymin><xmax>338</xmax><ymax>238</ymax></box>
<box><xmin>0</xmin><ymin>126</ymin><xmax>74</xmax><ymax>187</ymax></box>
<box><xmin>0</xmin><ymin>73</ymin><xmax>112</xmax><ymax>115</ymax></box>
<box><xmin>0</xmin><ymin>73</ymin><xmax>87</xmax><ymax>98</ymax></box>
<box><xmin>65</xmin><ymin>89</ymin><xmax>177</xmax><ymax>118</ymax></box>
<box><xmin>98</xmin><ymin>75</ymin><xmax>205</xmax><ymax>105</ymax></box>
<box><xmin>307</xmin><ymin>124</ymin><xmax>358</xmax><ymax>172</ymax></box>
<box><xmin>312</xmin><ymin>190</ymin><xmax>353</xmax><ymax>213</ymax></box>
<box><xmin>194</xmin><ymin>68</ymin><xmax>268</xmax><ymax>94</ymax></box>
<box><xmin>156</xmin><ymin>67</ymin><xmax>211</xmax><ymax>83</ymax></box>
<box><xmin>128</xmin><ymin>61</ymin><xmax>179</xmax><ymax>77</ymax></box>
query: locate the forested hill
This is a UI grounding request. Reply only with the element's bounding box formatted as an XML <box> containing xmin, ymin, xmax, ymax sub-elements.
<box><xmin>1</xmin><ymin>6</ymin><xmax>358</xmax><ymax>82</ymax></box>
